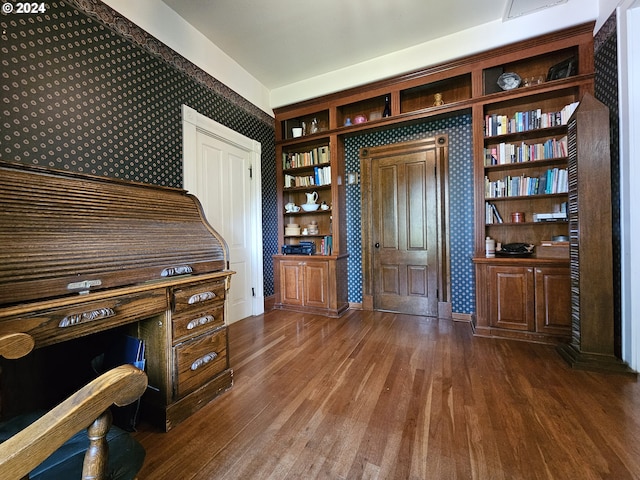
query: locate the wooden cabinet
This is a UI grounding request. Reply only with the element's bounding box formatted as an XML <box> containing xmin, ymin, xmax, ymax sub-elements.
<box><xmin>277</xmin><ymin>258</ymin><xmax>328</xmax><ymax>309</ymax></box>
<box><xmin>470</xmin><ymin>24</ymin><xmax>594</xmax><ymax>344</ymax></box>
<box><xmin>273</xmin><ymin>255</ymin><xmax>348</xmax><ymax>317</ymax></box>
<box><xmin>475</xmin><ymin>259</ymin><xmax>570</xmax><ymax>343</ymax></box>
<box><xmin>138</xmin><ymin>277</ymin><xmax>232</xmax><ymax>431</ymax></box>
<box><xmin>274</xmin><ymin>107</ymin><xmax>349</xmax><ymax>317</ymax></box>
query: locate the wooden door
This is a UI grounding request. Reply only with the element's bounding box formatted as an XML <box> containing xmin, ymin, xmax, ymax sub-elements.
<box><xmin>303</xmin><ymin>260</ymin><xmax>329</xmax><ymax>309</ymax></box>
<box><xmin>279</xmin><ymin>260</ymin><xmax>304</xmax><ymax>306</ymax></box>
<box><xmin>361</xmin><ymin>136</ymin><xmax>449</xmax><ymax>316</ymax></box>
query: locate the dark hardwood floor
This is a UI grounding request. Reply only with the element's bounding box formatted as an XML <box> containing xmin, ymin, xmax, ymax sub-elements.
<box><xmin>133</xmin><ymin>309</ymin><xmax>640</xmax><ymax>479</ymax></box>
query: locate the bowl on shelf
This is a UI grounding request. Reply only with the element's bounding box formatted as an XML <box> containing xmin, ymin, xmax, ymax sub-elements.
<box><xmin>301</xmin><ymin>203</ymin><xmax>320</xmax><ymax>212</ymax></box>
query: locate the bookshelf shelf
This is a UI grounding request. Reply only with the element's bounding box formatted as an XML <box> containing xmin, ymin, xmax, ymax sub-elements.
<box><xmin>400</xmin><ymin>73</ymin><xmax>472</xmax><ymax>113</ymax></box>
<box><xmin>484</xmin><ymin>157</ymin><xmax>568</xmax><ymax>171</ymax></box>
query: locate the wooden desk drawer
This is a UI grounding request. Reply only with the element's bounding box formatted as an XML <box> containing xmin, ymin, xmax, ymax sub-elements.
<box><xmin>172</xmin><ymin>304</ymin><xmax>224</xmax><ymax>343</ymax></box>
<box><xmin>174</xmin><ymin>328</ymin><xmax>227</xmax><ymax>398</ymax></box>
<box><xmin>0</xmin><ymin>289</ymin><xmax>167</xmax><ymax>348</ymax></box>
<box><xmin>172</xmin><ymin>280</ymin><xmax>225</xmax><ymax>313</ymax></box>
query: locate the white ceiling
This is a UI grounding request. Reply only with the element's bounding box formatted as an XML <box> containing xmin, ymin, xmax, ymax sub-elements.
<box><xmin>160</xmin><ymin>0</ymin><xmax>570</xmax><ymax>91</ymax></box>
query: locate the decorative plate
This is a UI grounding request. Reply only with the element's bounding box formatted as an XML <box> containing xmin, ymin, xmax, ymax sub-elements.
<box><xmin>497</xmin><ymin>72</ymin><xmax>521</xmax><ymax>91</ymax></box>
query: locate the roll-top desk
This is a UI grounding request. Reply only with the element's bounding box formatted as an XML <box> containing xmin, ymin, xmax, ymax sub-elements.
<box><xmin>0</xmin><ymin>161</ymin><xmax>234</xmax><ymax>431</ymax></box>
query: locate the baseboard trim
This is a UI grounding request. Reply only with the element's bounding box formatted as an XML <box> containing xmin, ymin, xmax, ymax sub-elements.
<box><xmin>452</xmin><ymin>312</ymin><xmax>474</xmax><ymax>323</ymax></box>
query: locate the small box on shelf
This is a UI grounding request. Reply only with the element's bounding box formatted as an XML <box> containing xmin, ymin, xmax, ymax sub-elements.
<box><xmin>537</xmin><ymin>240</ymin><xmax>569</xmax><ymax>258</ymax></box>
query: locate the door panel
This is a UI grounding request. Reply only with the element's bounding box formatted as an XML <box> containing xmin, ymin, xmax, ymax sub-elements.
<box><xmin>379</xmin><ymin>164</ymin><xmax>399</xmax><ymax>249</ymax></box>
<box><xmin>407</xmin><ymin>265</ymin><xmax>427</xmax><ymax>296</ymax></box>
<box><xmin>489</xmin><ymin>266</ymin><xmax>535</xmax><ymax>331</ymax></box>
<box><xmin>407</xmin><ymin>161</ymin><xmax>427</xmax><ymax>250</ymax></box>
<box><xmin>381</xmin><ymin>265</ymin><xmax>401</xmax><ymax>295</ymax></box>
<box><xmin>280</xmin><ymin>261</ymin><xmax>303</xmax><ymax>306</ymax></box>
<box><xmin>535</xmin><ymin>267</ymin><xmax>571</xmax><ymax>335</ymax></box>
<box><xmin>304</xmin><ymin>261</ymin><xmax>328</xmax><ymax>308</ymax></box>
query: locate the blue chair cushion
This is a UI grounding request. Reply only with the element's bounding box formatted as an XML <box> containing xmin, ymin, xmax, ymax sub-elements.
<box><xmin>0</xmin><ymin>410</ymin><xmax>145</xmax><ymax>480</ymax></box>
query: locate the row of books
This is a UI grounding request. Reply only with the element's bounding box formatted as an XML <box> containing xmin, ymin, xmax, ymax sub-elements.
<box><xmin>484</xmin><ymin>101</ymin><xmax>579</xmax><ymax>137</ymax></box>
<box><xmin>485</xmin><ymin>202</ymin><xmax>568</xmax><ymax>224</ymax></box>
<box><xmin>485</xmin><ymin>167</ymin><xmax>568</xmax><ymax>198</ymax></box>
<box><xmin>319</xmin><ymin>235</ymin><xmax>333</xmax><ymax>255</ymax></box>
<box><xmin>284</xmin><ymin>165</ymin><xmax>331</xmax><ymax>188</ymax></box>
<box><xmin>283</xmin><ymin>146</ymin><xmax>329</xmax><ymax>169</ymax></box>
<box><xmin>484</xmin><ymin>136</ymin><xmax>568</xmax><ymax>165</ymax></box>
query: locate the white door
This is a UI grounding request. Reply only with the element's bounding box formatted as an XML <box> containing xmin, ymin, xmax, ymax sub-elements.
<box><xmin>182</xmin><ymin>105</ymin><xmax>264</xmax><ymax>323</ymax></box>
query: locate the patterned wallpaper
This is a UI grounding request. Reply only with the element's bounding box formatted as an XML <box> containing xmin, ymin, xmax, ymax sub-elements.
<box><xmin>0</xmin><ymin>0</ymin><xmax>278</xmax><ymax>296</ymax></box>
<box><xmin>344</xmin><ymin>114</ymin><xmax>475</xmax><ymax>314</ymax></box>
<box><xmin>594</xmin><ymin>12</ymin><xmax>622</xmax><ymax>354</ymax></box>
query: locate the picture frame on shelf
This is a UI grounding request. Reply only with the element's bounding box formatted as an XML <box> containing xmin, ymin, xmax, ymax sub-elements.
<box><xmin>546</xmin><ymin>56</ymin><xmax>577</xmax><ymax>81</ymax></box>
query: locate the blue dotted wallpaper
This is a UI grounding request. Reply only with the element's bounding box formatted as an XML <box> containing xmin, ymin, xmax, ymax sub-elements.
<box><xmin>344</xmin><ymin>114</ymin><xmax>475</xmax><ymax>314</ymax></box>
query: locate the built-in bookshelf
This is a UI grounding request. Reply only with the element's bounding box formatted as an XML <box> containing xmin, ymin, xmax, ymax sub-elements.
<box><xmin>273</xmin><ymin>22</ymin><xmax>595</xmax><ymax>324</ymax></box>
<box><xmin>480</xmin><ymin>92</ymin><xmax>584</xmax><ymax>246</ymax></box>
<box><xmin>280</xmin><ymin>142</ymin><xmax>334</xmax><ymax>250</ymax></box>
<box><xmin>274</xmin><ymin>132</ymin><xmax>349</xmax><ymax>316</ymax></box>
<box><xmin>471</xmin><ymin>27</ymin><xmax>593</xmax><ymax>344</ymax></box>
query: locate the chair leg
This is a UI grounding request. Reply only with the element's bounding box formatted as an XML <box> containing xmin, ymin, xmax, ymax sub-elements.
<box><xmin>82</xmin><ymin>410</ymin><xmax>111</xmax><ymax>480</ymax></box>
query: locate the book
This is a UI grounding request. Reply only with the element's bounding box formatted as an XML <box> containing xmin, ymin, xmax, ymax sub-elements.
<box><xmin>490</xmin><ymin>203</ymin><xmax>503</xmax><ymax>223</ymax></box>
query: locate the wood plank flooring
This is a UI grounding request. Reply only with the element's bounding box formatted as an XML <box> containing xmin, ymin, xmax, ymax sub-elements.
<box><xmin>132</xmin><ymin>309</ymin><xmax>640</xmax><ymax>479</ymax></box>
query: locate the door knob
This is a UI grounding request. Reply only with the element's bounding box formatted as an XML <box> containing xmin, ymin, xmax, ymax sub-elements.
<box><xmin>375</xmin><ymin>243</ymin><xmax>380</xmax><ymax>248</ymax></box>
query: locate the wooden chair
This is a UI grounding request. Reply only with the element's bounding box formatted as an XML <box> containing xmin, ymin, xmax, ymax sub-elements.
<box><xmin>0</xmin><ymin>333</ymin><xmax>147</xmax><ymax>480</ymax></box>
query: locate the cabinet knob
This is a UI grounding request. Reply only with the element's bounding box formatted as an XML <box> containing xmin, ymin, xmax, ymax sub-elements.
<box><xmin>375</xmin><ymin>243</ymin><xmax>380</xmax><ymax>248</ymax></box>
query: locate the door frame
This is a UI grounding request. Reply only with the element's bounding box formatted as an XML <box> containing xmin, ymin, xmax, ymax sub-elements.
<box><xmin>360</xmin><ymin>135</ymin><xmax>451</xmax><ymax>317</ymax></box>
<box><xmin>181</xmin><ymin>104</ymin><xmax>264</xmax><ymax>318</ymax></box>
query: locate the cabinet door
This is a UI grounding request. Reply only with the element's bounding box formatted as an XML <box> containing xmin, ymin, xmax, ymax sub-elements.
<box><xmin>488</xmin><ymin>266</ymin><xmax>535</xmax><ymax>331</ymax></box>
<box><xmin>535</xmin><ymin>267</ymin><xmax>571</xmax><ymax>335</ymax></box>
<box><xmin>303</xmin><ymin>261</ymin><xmax>329</xmax><ymax>309</ymax></box>
<box><xmin>279</xmin><ymin>261</ymin><xmax>304</xmax><ymax>306</ymax></box>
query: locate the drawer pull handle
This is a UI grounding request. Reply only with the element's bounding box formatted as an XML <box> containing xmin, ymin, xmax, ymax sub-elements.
<box><xmin>188</xmin><ymin>291</ymin><xmax>216</xmax><ymax>304</ymax></box>
<box><xmin>191</xmin><ymin>351</ymin><xmax>218</xmax><ymax>371</ymax></box>
<box><xmin>59</xmin><ymin>307</ymin><xmax>116</xmax><ymax>328</ymax></box>
<box><xmin>187</xmin><ymin>315</ymin><xmax>215</xmax><ymax>330</ymax></box>
<box><xmin>161</xmin><ymin>265</ymin><xmax>193</xmax><ymax>277</ymax></box>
